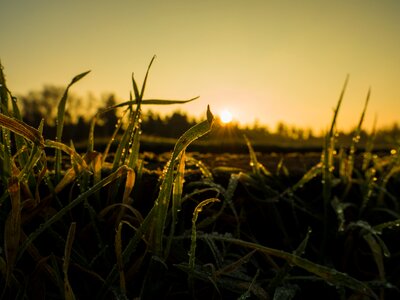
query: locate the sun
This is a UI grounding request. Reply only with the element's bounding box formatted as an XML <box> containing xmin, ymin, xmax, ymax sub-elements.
<box><xmin>220</xmin><ymin>110</ymin><xmax>233</xmax><ymax>124</ymax></box>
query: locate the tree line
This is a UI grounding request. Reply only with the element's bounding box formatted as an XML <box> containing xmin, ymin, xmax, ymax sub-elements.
<box><xmin>17</xmin><ymin>85</ymin><xmax>400</xmax><ymax>148</ymax></box>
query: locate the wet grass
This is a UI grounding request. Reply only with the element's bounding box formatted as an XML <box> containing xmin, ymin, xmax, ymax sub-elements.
<box><xmin>1</xmin><ymin>59</ymin><xmax>400</xmax><ymax>299</ymax></box>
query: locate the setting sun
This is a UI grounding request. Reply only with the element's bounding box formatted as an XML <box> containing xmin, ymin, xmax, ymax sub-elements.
<box><xmin>220</xmin><ymin>110</ymin><xmax>233</xmax><ymax>124</ymax></box>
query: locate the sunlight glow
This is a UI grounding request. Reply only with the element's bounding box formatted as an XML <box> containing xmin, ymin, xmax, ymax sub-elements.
<box><xmin>220</xmin><ymin>110</ymin><xmax>233</xmax><ymax>124</ymax></box>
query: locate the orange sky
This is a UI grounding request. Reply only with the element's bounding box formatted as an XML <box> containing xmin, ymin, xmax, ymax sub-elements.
<box><xmin>1</xmin><ymin>1</ymin><xmax>400</xmax><ymax>132</ymax></box>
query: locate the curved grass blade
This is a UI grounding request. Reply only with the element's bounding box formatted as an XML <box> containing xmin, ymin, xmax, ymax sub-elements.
<box><xmin>188</xmin><ymin>198</ymin><xmax>220</xmax><ymax>290</ymax></box>
<box><xmin>45</xmin><ymin>139</ymin><xmax>89</xmax><ymax>171</ymax></box>
<box><xmin>0</xmin><ymin>112</ymin><xmax>44</xmax><ymax>147</ymax></box>
<box><xmin>55</xmin><ymin>70</ymin><xmax>90</xmax><ymax>180</ymax></box>
<box><xmin>100</xmin><ymin>107</ymin><xmax>214</xmax><ymax>297</ymax></box>
<box><xmin>152</xmin><ymin>106</ymin><xmax>214</xmax><ymax>255</ymax></box>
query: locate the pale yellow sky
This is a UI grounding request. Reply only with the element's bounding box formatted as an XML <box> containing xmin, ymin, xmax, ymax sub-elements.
<box><xmin>1</xmin><ymin>0</ymin><xmax>400</xmax><ymax>132</ymax></box>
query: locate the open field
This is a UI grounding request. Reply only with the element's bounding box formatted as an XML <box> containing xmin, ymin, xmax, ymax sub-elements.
<box><xmin>1</xmin><ymin>62</ymin><xmax>400</xmax><ymax>299</ymax></box>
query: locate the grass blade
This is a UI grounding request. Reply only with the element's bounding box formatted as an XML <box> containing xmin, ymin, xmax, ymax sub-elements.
<box><xmin>151</xmin><ymin>106</ymin><xmax>214</xmax><ymax>255</ymax></box>
<box><xmin>321</xmin><ymin>75</ymin><xmax>349</xmax><ymax>259</ymax></box>
<box><xmin>63</xmin><ymin>222</ymin><xmax>77</xmax><ymax>300</ymax></box>
<box><xmin>0</xmin><ymin>113</ymin><xmax>44</xmax><ymax>147</ymax></box>
<box><xmin>188</xmin><ymin>198</ymin><xmax>220</xmax><ymax>290</ymax></box>
<box><xmin>164</xmin><ymin>151</ymin><xmax>186</xmax><ymax>258</ymax></box>
<box><xmin>4</xmin><ymin>177</ymin><xmax>21</xmax><ymax>282</ymax></box>
<box><xmin>55</xmin><ymin>70</ymin><xmax>90</xmax><ymax>180</ymax></box>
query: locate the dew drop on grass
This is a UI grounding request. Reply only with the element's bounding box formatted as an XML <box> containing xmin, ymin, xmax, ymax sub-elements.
<box><xmin>352</xmin><ymin>135</ymin><xmax>361</xmax><ymax>143</ymax></box>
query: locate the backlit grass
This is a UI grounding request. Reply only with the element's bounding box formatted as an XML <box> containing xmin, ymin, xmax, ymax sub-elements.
<box><xmin>1</xmin><ymin>59</ymin><xmax>399</xmax><ymax>299</ymax></box>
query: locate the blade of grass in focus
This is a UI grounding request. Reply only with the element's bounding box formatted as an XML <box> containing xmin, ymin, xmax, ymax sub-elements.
<box><xmin>100</xmin><ymin>107</ymin><xmax>214</xmax><ymax>297</ymax></box>
<box><xmin>55</xmin><ymin>70</ymin><xmax>90</xmax><ymax>181</ymax></box>
<box><xmin>151</xmin><ymin>106</ymin><xmax>214</xmax><ymax>255</ymax></box>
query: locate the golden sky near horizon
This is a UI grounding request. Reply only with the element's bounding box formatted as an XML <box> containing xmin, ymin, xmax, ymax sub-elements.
<box><xmin>1</xmin><ymin>0</ymin><xmax>400</xmax><ymax>132</ymax></box>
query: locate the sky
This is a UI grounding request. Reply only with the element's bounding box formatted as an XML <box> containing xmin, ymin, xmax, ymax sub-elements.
<box><xmin>1</xmin><ymin>0</ymin><xmax>400</xmax><ymax>132</ymax></box>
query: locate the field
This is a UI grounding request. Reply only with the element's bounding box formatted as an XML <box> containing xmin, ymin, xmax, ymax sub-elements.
<box><xmin>1</xmin><ymin>60</ymin><xmax>400</xmax><ymax>299</ymax></box>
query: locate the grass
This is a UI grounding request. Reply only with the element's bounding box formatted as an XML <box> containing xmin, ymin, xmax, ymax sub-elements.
<box><xmin>1</xmin><ymin>59</ymin><xmax>400</xmax><ymax>299</ymax></box>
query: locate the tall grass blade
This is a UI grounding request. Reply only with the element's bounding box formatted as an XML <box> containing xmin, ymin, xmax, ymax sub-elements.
<box><xmin>4</xmin><ymin>177</ymin><xmax>21</xmax><ymax>282</ymax></box>
<box><xmin>188</xmin><ymin>198</ymin><xmax>220</xmax><ymax>289</ymax></box>
<box><xmin>101</xmin><ymin>109</ymin><xmax>127</xmax><ymax>164</ymax></box>
<box><xmin>165</xmin><ymin>151</ymin><xmax>185</xmax><ymax>258</ymax></box>
<box><xmin>112</xmin><ymin>110</ymin><xmax>135</xmax><ymax>171</ymax></box>
<box><xmin>55</xmin><ymin>70</ymin><xmax>90</xmax><ymax>180</ymax></box>
<box><xmin>244</xmin><ymin>135</ymin><xmax>271</xmax><ymax>177</ymax></box>
<box><xmin>17</xmin><ymin>144</ymin><xmax>43</xmax><ymax>182</ymax></box>
<box><xmin>362</xmin><ymin>114</ymin><xmax>378</xmax><ymax>171</ymax></box>
<box><xmin>100</xmin><ymin>107</ymin><xmax>214</xmax><ymax>296</ymax></box>
<box><xmin>321</xmin><ymin>75</ymin><xmax>349</xmax><ymax>258</ymax></box>
<box><xmin>139</xmin><ymin>55</ymin><xmax>156</xmax><ymax>98</ymax></box>
<box><xmin>63</xmin><ymin>222</ymin><xmax>77</xmax><ymax>300</ymax></box>
<box><xmin>8</xmin><ymin>91</ymin><xmax>30</xmax><ymax>167</ymax></box>
<box><xmin>0</xmin><ymin>64</ymin><xmax>12</xmax><ymax>182</ymax></box>
<box><xmin>115</xmin><ymin>222</ymin><xmax>126</xmax><ymax>295</ymax></box>
<box><xmin>151</xmin><ymin>106</ymin><xmax>214</xmax><ymax>255</ymax></box>
<box><xmin>345</xmin><ymin>88</ymin><xmax>370</xmax><ymax>179</ymax></box>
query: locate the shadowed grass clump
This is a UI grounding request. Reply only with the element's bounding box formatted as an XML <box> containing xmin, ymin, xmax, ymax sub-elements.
<box><xmin>1</xmin><ymin>59</ymin><xmax>400</xmax><ymax>299</ymax></box>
